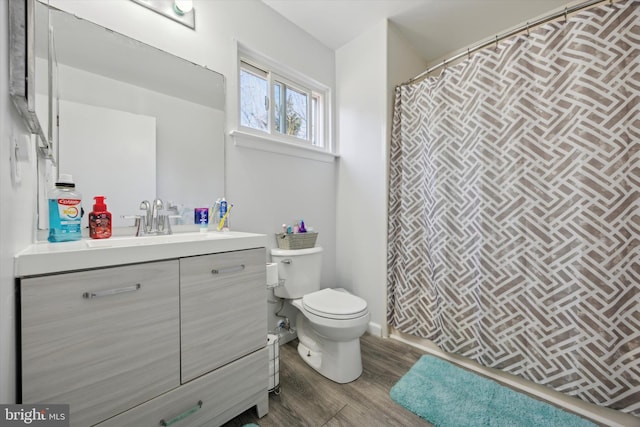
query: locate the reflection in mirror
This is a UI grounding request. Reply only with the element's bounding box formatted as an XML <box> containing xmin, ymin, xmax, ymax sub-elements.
<box><xmin>36</xmin><ymin>3</ymin><xmax>226</xmax><ymax>230</ymax></box>
<box><xmin>34</xmin><ymin>0</ymin><xmax>57</xmax><ymax>159</ymax></box>
<box><xmin>9</xmin><ymin>0</ymin><xmax>51</xmax><ymax>157</ymax></box>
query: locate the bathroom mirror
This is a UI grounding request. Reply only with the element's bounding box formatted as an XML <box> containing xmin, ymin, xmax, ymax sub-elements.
<box><xmin>9</xmin><ymin>0</ymin><xmax>52</xmax><ymax>158</ymax></box>
<box><xmin>36</xmin><ymin>3</ymin><xmax>226</xmax><ymax>229</ymax></box>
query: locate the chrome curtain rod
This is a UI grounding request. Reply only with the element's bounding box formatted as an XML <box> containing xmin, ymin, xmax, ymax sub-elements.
<box><xmin>403</xmin><ymin>0</ymin><xmax>611</xmax><ymax>85</ymax></box>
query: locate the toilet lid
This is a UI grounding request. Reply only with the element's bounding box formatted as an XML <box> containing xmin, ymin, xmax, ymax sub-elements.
<box><xmin>302</xmin><ymin>289</ymin><xmax>368</xmax><ymax>319</ymax></box>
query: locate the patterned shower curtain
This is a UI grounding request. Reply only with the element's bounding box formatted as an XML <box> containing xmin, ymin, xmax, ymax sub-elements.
<box><xmin>387</xmin><ymin>0</ymin><xmax>639</xmax><ymax>416</ymax></box>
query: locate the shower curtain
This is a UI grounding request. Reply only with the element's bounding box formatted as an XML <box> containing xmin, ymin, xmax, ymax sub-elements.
<box><xmin>388</xmin><ymin>0</ymin><xmax>639</xmax><ymax>415</ymax></box>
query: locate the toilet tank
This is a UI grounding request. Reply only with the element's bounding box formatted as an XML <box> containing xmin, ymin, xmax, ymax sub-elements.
<box><xmin>271</xmin><ymin>247</ymin><xmax>323</xmax><ymax>299</ymax></box>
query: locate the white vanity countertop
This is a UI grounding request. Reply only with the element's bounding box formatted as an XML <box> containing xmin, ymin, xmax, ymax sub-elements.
<box><xmin>15</xmin><ymin>231</ymin><xmax>268</xmax><ymax>277</ymax></box>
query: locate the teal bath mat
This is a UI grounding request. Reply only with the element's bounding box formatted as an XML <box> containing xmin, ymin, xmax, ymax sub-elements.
<box><xmin>390</xmin><ymin>355</ymin><xmax>597</xmax><ymax>427</ymax></box>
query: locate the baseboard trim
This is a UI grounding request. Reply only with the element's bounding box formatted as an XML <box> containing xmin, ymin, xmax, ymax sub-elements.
<box><xmin>367</xmin><ymin>321</ymin><xmax>382</xmax><ymax>337</ymax></box>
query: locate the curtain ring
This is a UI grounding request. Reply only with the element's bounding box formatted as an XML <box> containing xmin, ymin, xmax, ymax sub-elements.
<box><xmin>526</xmin><ymin>22</ymin><xmax>530</xmax><ymax>37</ymax></box>
<box><xmin>467</xmin><ymin>48</ymin><xmax>471</xmax><ymax>60</ymax></box>
<box><xmin>495</xmin><ymin>35</ymin><xmax>499</xmax><ymax>50</ymax></box>
<box><xmin>564</xmin><ymin>6</ymin><xmax>568</xmax><ymax>21</ymax></box>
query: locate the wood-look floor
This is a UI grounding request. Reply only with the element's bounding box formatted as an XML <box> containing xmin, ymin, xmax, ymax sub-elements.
<box><xmin>221</xmin><ymin>334</ymin><xmax>433</xmax><ymax>427</ymax></box>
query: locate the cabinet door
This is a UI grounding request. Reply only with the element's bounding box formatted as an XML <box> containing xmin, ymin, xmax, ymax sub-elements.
<box><xmin>21</xmin><ymin>260</ymin><xmax>180</xmax><ymax>427</ymax></box>
<box><xmin>180</xmin><ymin>248</ymin><xmax>266</xmax><ymax>382</ymax></box>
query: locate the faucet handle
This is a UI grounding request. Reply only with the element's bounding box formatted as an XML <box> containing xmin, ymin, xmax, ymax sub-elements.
<box><xmin>158</xmin><ymin>214</ymin><xmax>182</xmax><ymax>235</ymax></box>
<box><xmin>122</xmin><ymin>215</ymin><xmax>146</xmax><ymax>236</ymax></box>
<box><xmin>122</xmin><ymin>214</ymin><xmax>141</xmax><ymax>223</ymax></box>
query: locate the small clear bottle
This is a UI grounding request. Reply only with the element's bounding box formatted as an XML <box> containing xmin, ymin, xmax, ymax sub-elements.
<box><xmin>48</xmin><ymin>174</ymin><xmax>83</xmax><ymax>242</ymax></box>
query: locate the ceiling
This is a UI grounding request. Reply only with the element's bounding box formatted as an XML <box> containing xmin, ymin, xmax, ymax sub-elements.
<box><xmin>261</xmin><ymin>0</ymin><xmax>575</xmax><ymax>63</ymax></box>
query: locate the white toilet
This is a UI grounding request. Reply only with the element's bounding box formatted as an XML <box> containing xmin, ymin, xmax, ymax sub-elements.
<box><xmin>271</xmin><ymin>246</ymin><xmax>370</xmax><ymax>383</ymax></box>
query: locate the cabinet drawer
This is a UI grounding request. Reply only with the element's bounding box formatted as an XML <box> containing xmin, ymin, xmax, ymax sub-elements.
<box><xmin>180</xmin><ymin>248</ymin><xmax>266</xmax><ymax>382</ymax></box>
<box><xmin>96</xmin><ymin>348</ymin><xmax>268</xmax><ymax>427</ymax></box>
<box><xmin>20</xmin><ymin>260</ymin><xmax>180</xmax><ymax>427</ymax></box>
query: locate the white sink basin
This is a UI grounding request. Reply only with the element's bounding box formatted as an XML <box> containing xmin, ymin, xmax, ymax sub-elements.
<box><xmin>85</xmin><ymin>232</ymin><xmax>233</xmax><ymax>248</ymax></box>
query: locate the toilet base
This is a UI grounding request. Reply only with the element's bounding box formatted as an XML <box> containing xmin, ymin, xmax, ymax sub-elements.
<box><xmin>296</xmin><ymin>316</ymin><xmax>363</xmax><ymax>384</ymax></box>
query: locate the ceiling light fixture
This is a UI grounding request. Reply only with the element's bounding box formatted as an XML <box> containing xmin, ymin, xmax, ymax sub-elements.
<box><xmin>130</xmin><ymin>0</ymin><xmax>195</xmax><ymax>29</ymax></box>
<box><xmin>173</xmin><ymin>0</ymin><xmax>193</xmax><ymax>15</ymax></box>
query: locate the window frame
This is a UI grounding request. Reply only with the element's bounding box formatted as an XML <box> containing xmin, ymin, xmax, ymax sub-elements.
<box><xmin>235</xmin><ymin>48</ymin><xmax>333</xmax><ymax>157</ymax></box>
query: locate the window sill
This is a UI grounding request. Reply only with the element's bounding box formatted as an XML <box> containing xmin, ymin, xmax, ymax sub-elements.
<box><xmin>230</xmin><ymin>130</ymin><xmax>338</xmax><ymax>163</ymax></box>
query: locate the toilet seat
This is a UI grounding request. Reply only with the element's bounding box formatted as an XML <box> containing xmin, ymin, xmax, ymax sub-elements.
<box><xmin>302</xmin><ymin>288</ymin><xmax>368</xmax><ymax>320</ymax></box>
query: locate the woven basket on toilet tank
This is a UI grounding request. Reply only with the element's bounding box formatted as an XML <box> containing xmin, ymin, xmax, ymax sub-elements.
<box><xmin>275</xmin><ymin>232</ymin><xmax>318</xmax><ymax>249</ymax></box>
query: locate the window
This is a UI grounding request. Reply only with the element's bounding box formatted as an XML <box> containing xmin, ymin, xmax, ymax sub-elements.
<box><xmin>239</xmin><ymin>62</ymin><xmax>268</xmax><ymax>132</ymax></box>
<box><xmin>239</xmin><ymin>58</ymin><xmax>328</xmax><ymax>150</ymax></box>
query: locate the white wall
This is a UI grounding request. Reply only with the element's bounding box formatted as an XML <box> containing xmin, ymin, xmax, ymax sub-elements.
<box><xmin>387</xmin><ymin>23</ymin><xmax>428</xmax><ymax>118</ymax></box>
<box><xmin>1</xmin><ymin>2</ymin><xmax>40</xmax><ymax>403</ymax></box>
<box><xmin>335</xmin><ymin>21</ymin><xmax>389</xmax><ymax>337</ymax></box>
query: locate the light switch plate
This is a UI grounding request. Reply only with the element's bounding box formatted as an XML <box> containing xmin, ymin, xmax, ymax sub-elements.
<box><xmin>10</xmin><ymin>135</ymin><xmax>21</xmax><ymax>184</ymax></box>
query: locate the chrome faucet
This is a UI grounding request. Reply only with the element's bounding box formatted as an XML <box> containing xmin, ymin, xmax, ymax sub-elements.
<box><xmin>151</xmin><ymin>198</ymin><xmax>164</xmax><ymax>233</ymax></box>
<box><xmin>125</xmin><ymin>198</ymin><xmax>174</xmax><ymax>236</ymax></box>
<box><xmin>139</xmin><ymin>200</ymin><xmax>151</xmax><ymax>232</ymax></box>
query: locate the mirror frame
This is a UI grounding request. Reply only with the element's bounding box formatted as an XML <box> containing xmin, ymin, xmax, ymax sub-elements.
<box><xmin>9</xmin><ymin>0</ymin><xmax>53</xmax><ymax>159</ymax></box>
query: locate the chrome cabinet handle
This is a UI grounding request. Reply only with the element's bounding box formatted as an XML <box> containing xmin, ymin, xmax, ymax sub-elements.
<box><xmin>82</xmin><ymin>283</ymin><xmax>141</xmax><ymax>299</ymax></box>
<box><xmin>211</xmin><ymin>264</ymin><xmax>245</xmax><ymax>275</ymax></box>
<box><xmin>159</xmin><ymin>400</ymin><xmax>203</xmax><ymax>426</ymax></box>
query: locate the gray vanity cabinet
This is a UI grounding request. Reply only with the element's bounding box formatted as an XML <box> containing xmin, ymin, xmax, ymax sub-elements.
<box><xmin>20</xmin><ymin>260</ymin><xmax>181</xmax><ymax>427</ymax></box>
<box><xmin>180</xmin><ymin>248</ymin><xmax>267</xmax><ymax>382</ymax></box>
<box><xmin>19</xmin><ymin>247</ymin><xmax>268</xmax><ymax>427</ymax></box>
